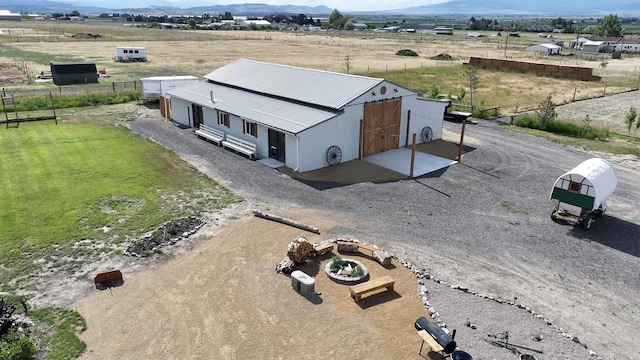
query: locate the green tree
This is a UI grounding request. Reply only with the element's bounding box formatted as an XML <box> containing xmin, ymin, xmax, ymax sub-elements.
<box><xmin>536</xmin><ymin>94</ymin><xmax>556</xmax><ymax>129</ymax></box>
<box><xmin>187</xmin><ymin>18</ymin><xmax>196</xmax><ymax>28</ymax></box>
<box><xmin>70</xmin><ymin>10</ymin><xmax>80</xmax><ymax>16</ymax></box>
<box><xmin>463</xmin><ymin>66</ymin><xmax>479</xmax><ymax>108</ymax></box>
<box><xmin>221</xmin><ymin>11</ymin><xmax>233</xmax><ymax>20</ymax></box>
<box><xmin>624</xmin><ymin>106</ymin><xmax>637</xmax><ymax>134</ymax></box>
<box><xmin>329</xmin><ymin>9</ymin><xmax>343</xmax><ymax>25</ymax></box>
<box><xmin>593</xmin><ymin>14</ymin><xmax>623</xmax><ymax>37</ymax></box>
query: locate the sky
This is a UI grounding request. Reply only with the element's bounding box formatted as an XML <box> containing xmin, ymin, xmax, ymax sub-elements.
<box><xmin>62</xmin><ymin>0</ymin><xmax>450</xmax><ymax>12</ymax></box>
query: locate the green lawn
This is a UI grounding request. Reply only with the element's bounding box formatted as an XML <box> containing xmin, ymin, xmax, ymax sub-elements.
<box><xmin>0</xmin><ymin>117</ymin><xmax>242</xmax><ymax>293</ymax></box>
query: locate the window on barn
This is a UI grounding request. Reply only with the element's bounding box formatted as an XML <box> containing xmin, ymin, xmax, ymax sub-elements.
<box><xmin>217</xmin><ymin>111</ymin><xmax>229</xmax><ymax>127</ymax></box>
<box><xmin>124</xmin><ymin>50</ymin><xmax>129</xmax><ymax>53</ymax></box>
<box><xmin>134</xmin><ymin>50</ymin><xmax>139</xmax><ymax>53</ymax></box>
<box><xmin>568</xmin><ymin>181</ymin><xmax>581</xmax><ymax>193</ymax></box>
<box><xmin>243</xmin><ymin>119</ymin><xmax>258</xmax><ymax>137</ymax></box>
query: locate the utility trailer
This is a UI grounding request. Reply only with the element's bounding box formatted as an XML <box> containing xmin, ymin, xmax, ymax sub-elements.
<box><xmin>114</xmin><ymin>47</ymin><xmax>147</xmax><ymax>62</ymax></box>
<box><xmin>550</xmin><ymin>158</ymin><xmax>617</xmax><ymax>230</ymax></box>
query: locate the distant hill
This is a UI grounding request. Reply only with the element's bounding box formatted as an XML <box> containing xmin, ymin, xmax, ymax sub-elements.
<box><xmin>0</xmin><ymin>0</ymin><xmax>637</xmax><ymax>16</ymax></box>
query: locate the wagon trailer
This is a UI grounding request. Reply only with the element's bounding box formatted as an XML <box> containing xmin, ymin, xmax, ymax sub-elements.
<box><xmin>550</xmin><ymin>158</ymin><xmax>617</xmax><ymax>230</ymax></box>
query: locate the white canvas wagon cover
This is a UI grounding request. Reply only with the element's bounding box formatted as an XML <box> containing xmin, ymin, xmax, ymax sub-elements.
<box><xmin>550</xmin><ymin>158</ymin><xmax>617</xmax><ymax>210</ymax></box>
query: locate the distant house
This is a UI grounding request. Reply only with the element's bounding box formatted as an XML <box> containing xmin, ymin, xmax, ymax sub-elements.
<box><xmin>615</xmin><ymin>38</ymin><xmax>640</xmax><ymax>53</ymax></box>
<box><xmin>582</xmin><ymin>41</ymin><xmax>605</xmax><ymax>53</ymax></box>
<box><xmin>433</xmin><ymin>27</ymin><xmax>454</xmax><ymax>35</ymax></box>
<box><xmin>352</xmin><ymin>23</ymin><xmax>367</xmax><ymax>30</ymax></box>
<box><xmin>570</xmin><ymin>36</ymin><xmax>621</xmax><ymax>52</ymax></box>
<box><xmin>525</xmin><ymin>43</ymin><xmax>561</xmax><ymax>55</ymax></box>
<box><xmin>240</xmin><ymin>19</ymin><xmax>271</xmax><ymax>28</ymax></box>
<box><xmin>0</xmin><ymin>10</ymin><xmax>21</xmax><ymax>21</ymax></box>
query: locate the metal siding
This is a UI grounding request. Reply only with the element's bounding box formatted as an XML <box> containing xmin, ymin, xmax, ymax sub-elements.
<box><xmin>167</xmin><ymin>81</ymin><xmax>339</xmax><ymax>135</ymax></box>
<box><xmin>203</xmin><ymin>59</ymin><xmax>383</xmax><ymax>109</ymax></box>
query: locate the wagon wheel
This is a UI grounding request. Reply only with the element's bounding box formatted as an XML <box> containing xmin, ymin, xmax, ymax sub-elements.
<box><xmin>421</xmin><ymin>126</ymin><xmax>433</xmax><ymax>142</ymax></box>
<box><xmin>326</xmin><ymin>145</ymin><xmax>342</xmax><ymax>166</ymax></box>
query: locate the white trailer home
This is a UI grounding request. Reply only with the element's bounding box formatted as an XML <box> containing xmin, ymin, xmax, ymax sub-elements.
<box><xmin>140</xmin><ymin>76</ymin><xmax>199</xmax><ymax>117</ymax></box>
<box><xmin>166</xmin><ymin>59</ymin><xmax>448</xmax><ymax>173</ymax></box>
<box><xmin>114</xmin><ymin>47</ymin><xmax>147</xmax><ymax>62</ymax></box>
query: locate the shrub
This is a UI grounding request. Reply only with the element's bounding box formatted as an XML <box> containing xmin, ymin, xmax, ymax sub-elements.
<box><xmin>396</xmin><ymin>49</ymin><xmax>418</xmax><ymax>56</ymax></box>
<box><xmin>351</xmin><ymin>265</ymin><xmax>364</xmax><ymax>277</ymax></box>
<box><xmin>330</xmin><ymin>255</ymin><xmax>344</xmax><ymax>270</ymax></box>
<box><xmin>514</xmin><ymin>114</ymin><xmax>542</xmax><ymax>129</ymax></box>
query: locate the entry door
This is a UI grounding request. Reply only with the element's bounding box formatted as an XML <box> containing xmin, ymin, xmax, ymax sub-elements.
<box><xmin>268</xmin><ymin>129</ymin><xmax>286</xmax><ymax>162</ymax></box>
<box><xmin>192</xmin><ymin>104</ymin><xmax>203</xmax><ymax>128</ymax></box>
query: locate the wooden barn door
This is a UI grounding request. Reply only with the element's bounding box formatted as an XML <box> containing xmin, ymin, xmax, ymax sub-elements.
<box><xmin>362</xmin><ymin>98</ymin><xmax>401</xmax><ymax>157</ymax></box>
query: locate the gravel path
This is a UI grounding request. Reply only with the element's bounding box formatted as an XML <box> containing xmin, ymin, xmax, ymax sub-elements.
<box><xmin>129</xmin><ymin>117</ymin><xmax>640</xmax><ymax>360</ymax></box>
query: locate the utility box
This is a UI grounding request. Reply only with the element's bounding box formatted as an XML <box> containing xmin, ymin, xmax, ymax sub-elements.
<box><xmin>291</xmin><ymin>270</ymin><xmax>315</xmax><ymax>296</ymax></box>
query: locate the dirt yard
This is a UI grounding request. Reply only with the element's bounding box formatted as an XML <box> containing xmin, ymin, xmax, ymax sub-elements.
<box><xmin>74</xmin><ymin>208</ymin><xmax>434</xmax><ymax>360</ymax></box>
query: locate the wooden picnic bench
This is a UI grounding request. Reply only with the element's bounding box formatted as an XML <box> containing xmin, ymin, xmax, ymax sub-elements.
<box><xmin>349</xmin><ymin>275</ymin><xmax>395</xmax><ymax>303</ymax></box>
<box><xmin>337</xmin><ymin>241</ymin><xmax>392</xmax><ymax>266</ymax></box>
<box><xmin>417</xmin><ymin>329</ymin><xmax>446</xmax><ymax>358</ymax></box>
<box><xmin>313</xmin><ymin>242</ymin><xmax>334</xmax><ymax>256</ymax></box>
<box><xmin>222</xmin><ymin>134</ymin><xmax>257</xmax><ymax>160</ymax></box>
<box><xmin>195</xmin><ymin>124</ymin><xmax>225</xmax><ymax>146</ymax></box>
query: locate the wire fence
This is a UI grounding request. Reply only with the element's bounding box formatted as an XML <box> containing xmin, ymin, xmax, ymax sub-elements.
<box><xmin>1</xmin><ymin>80</ymin><xmax>140</xmax><ymax>98</ymax></box>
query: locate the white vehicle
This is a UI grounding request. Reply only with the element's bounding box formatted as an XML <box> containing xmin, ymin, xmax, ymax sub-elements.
<box><xmin>140</xmin><ymin>76</ymin><xmax>199</xmax><ymax>100</ymax></box>
<box><xmin>550</xmin><ymin>158</ymin><xmax>617</xmax><ymax>230</ymax></box>
<box><xmin>114</xmin><ymin>47</ymin><xmax>147</xmax><ymax>62</ymax></box>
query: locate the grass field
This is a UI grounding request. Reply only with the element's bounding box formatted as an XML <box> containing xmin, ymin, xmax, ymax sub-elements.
<box><xmin>0</xmin><ymin>107</ymin><xmax>242</xmax><ymax>295</ymax></box>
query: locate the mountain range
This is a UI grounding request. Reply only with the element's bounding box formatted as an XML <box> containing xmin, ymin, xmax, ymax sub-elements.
<box><xmin>0</xmin><ymin>0</ymin><xmax>637</xmax><ymax>16</ymax></box>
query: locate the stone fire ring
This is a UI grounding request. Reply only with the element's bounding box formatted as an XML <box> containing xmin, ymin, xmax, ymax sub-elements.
<box><xmin>324</xmin><ymin>258</ymin><xmax>369</xmax><ymax>283</ymax></box>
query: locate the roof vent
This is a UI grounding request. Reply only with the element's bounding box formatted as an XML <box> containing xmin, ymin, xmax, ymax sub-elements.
<box><xmin>210</xmin><ymin>90</ymin><xmax>215</xmax><ymax>103</ymax></box>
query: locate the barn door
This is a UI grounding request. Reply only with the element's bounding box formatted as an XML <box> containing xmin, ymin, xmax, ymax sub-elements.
<box><xmin>362</xmin><ymin>98</ymin><xmax>401</xmax><ymax>157</ymax></box>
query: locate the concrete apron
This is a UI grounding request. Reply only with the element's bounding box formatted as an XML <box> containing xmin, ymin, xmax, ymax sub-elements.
<box><xmin>363</xmin><ymin>147</ymin><xmax>457</xmax><ymax>177</ymax></box>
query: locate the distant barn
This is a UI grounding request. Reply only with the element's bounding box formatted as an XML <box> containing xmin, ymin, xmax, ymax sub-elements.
<box><xmin>50</xmin><ymin>62</ymin><xmax>98</xmax><ymax>86</ymax></box>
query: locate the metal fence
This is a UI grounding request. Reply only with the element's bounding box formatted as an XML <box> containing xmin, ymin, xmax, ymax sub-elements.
<box><xmin>1</xmin><ymin>80</ymin><xmax>140</xmax><ymax>98</ymax></box>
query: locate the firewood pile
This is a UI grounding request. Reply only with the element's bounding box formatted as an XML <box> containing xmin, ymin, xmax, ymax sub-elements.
<box><xmin>276</xmin><ymin>237</ymin><xmax>324</xmax><ymax>274</ymax></box>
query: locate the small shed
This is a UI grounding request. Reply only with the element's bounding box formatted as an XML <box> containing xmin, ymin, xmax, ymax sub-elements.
<box><xmin>50</xmin><ymin>62</ymin><xmax>98</xmax><ymax>86</ymax></box>
<box><xmin>525</xmin><ymin>43</ymin><xmax>561</xmax><ymax>55</ymax></box>
<box><xmin>582</xmin><ymin>41</ymin><xmax>605</xmax><ymax>53</ymax></box>
<box><xmin>551</xmin><ymin>158</ymin><xmax>617</xmax><ymax>211</ymax></box>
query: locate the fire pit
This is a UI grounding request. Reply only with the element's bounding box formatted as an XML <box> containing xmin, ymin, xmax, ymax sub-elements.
<box><xmin>324</xmin><ymin>256</ymin><xmax>368</xmax><ymax>283</ymax></box>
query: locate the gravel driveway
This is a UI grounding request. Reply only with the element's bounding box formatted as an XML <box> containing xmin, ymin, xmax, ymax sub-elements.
<box><xmin>129</xmin><ymin>117</ymin><xmax>640</xmax><ymax>360</ymax></box>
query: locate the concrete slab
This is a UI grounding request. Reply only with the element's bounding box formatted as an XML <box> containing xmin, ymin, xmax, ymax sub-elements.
<box><xmin>363</xmin><ymin>147</ymin><xmax>457</xmax><ymax>177</ymax></box>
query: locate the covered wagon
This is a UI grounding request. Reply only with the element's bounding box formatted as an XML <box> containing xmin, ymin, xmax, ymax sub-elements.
<box><xmin>550</xmin><ymin>158</ymin><xmax>617</xmax><ymax>229</ymax></box>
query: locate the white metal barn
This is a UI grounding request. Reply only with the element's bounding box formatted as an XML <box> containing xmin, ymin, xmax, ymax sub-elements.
<box><xmin>167</xmin><ymin>59</ymin><xmax>448</xmax><ymax>172</ymax></box>
<box><xmin>525</xmin><ymin>43</ymin><xmax>561</xmax><ymax>55</ymax></box>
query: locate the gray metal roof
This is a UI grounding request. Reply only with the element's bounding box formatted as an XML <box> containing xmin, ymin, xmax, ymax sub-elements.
<box><xmin>167</xmin><ymin>81</ymin><xmax>339</xmax><ymax>135</ymax></box>
<box><xmin>203</xmin><ymin>59</ymin><xmax>383</xmax><ymax>110</ymax></box>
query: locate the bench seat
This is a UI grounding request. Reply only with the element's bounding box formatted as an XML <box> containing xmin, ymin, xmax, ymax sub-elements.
<box><xmin>195</xmin><ymin>124</ymin><xmax>225</xmax><ymax>146</ymax></box>
<box><xmin>222</xmin><ymin>135</ymin><xmax>257</xmax><ymax>160</ymax></box>
<box><xmin>349</xmin><ymin>275</ymin><xmax>394</xmax><ymax>303</ymax></box>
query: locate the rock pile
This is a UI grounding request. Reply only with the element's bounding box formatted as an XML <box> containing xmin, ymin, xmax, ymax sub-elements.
<box><xmin>124</xmin><ymin>217</ymin><xmax>203</xmax><ymax>257</ymax></box>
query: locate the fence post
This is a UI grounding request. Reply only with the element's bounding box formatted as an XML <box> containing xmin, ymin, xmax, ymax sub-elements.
<box><xmin>573</xmin><ymin>88</ymin><xmax>577</xmax><ymax>101</ymax></box>
<box><xmin>59</xmin><ymin>86</ymin><xmax>62</xmax><ymax>95</ymax></box>
<box><xmin>134</xmin><ymin>80</ymin><xmax>137</xmax><ymax>90</ymax></box>
<box><xmin>112</xmin><ymin>82</ymin><xmax>115</xmax><ymax>93</ymax></box>
<box><xmin>603</xmin><ymin>81</ymin><xmax>607</xmax><ymax>96</ymax></box>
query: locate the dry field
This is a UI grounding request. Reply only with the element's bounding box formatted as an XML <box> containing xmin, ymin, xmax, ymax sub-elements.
<box><xmin>1</xmin><ymin>21</ymin><xmax>639</xmax><ymax>118</ymax></box>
